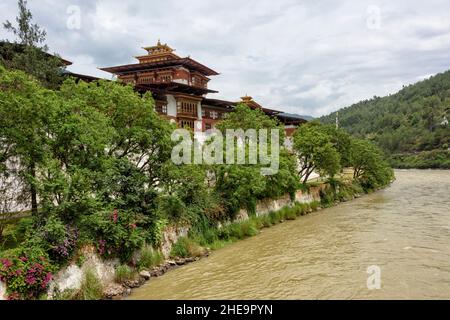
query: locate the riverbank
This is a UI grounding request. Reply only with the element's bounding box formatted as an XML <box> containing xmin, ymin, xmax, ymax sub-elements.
<box><xmin>388</xmin><ymin>150</ymin><xmax>450</xmax><ymax>169</ymax></box>
<box><xmin>0</xmin><ymin>178</ymin><xmax>388</xmax><ymax>300</ymax></box>
<box><xmin>109</xmin><ymin>179</ymin><xmax>375</xmax><ymax>300</ymax></box>
<box><xmin>129</xmin><ymin>170</ymin><xmax>450</xmax><ymax>300</ymax></box>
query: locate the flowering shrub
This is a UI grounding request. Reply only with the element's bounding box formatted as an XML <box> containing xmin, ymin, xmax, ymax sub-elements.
<box><xmin>50</xmin><ymin>226</ymin><xmax>78</xmax><ymax>262</ymax></box>
<box><xmin>82</xmin><ymin>209</ymin><xmax>145</xmax><ymax>263</ymax></box>
<box><xmin>26</xmin><ymin>215</ymin><xmax>79</xmax><ymax>263</ymax></box>
<box><xmin>0</xmin><ymin>247</ymin><xmax>54</xmax><ymax>300</ymax></box>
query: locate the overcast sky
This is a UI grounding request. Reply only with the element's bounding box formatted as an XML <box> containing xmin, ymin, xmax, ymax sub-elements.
<box><xmin>1</xmin><ymin>0</ymin><xmax>450</xmax><ymax>117</ymax></box>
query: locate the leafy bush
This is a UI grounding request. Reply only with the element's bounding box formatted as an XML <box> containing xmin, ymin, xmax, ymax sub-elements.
<box><xmin>145</xmin><ymin>218</ymin><xmax>167</xmax><ymax>247</ymax></box>
<box><xmin>39</xmin><ymin>215</ymin><xmax>78</xmax><ymax>262</ymax></box>
<box><xmin>320</xmin><ymin>188</ymin><xmax>336</xmax><ymax>208</ymax></box>
<box><xmin>81</xmin><ymin>209</ymin><xmax>145</xmax><ymax>263</ymax></box>
<box><xmin>157</xmin><ymin>195</ymin><xmax>186</xmax><ymax>221</ymax></box>
<box><xmin>0</xmin><ymin>247</ymin><xmax>54</xmax><ymax>300</ymax></box>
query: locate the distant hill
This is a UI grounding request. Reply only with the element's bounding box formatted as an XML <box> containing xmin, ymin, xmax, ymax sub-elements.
<box><xmin>320</xmin><ymin>71</ymin><xmax>450</xmax><ymax>168</ymax></box>
<box><xmin>280</xmin><ymin>113</ymin><xmax>314</xmax><ymax>121</ymax></box>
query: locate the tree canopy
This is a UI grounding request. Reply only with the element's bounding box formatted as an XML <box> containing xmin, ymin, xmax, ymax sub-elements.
<box><xmin>320</xmin><ymin>70</ymin><xmax>450</xmax><ymax>168</ymax></box>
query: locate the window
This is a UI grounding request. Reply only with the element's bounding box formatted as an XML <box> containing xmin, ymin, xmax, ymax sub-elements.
<box><xmin>178</xmin><ymin>101</ymin><xmax>197</xmax><ymax>116</ymax></box>
<box><xmin>179</xmin><ymin>120</ymin><xmax>194</xmax><ymax>129</ymax></box>
<box><xmin>160</xmin><ymin>75</ymin><xmax>172</xmax><ymax>82</ymax></box>
<box><xmin>155</xmin><ymin>103</ymin><xmax>167</xmax><ymax>114</ymax></box>
<box><xmin>205</xmin><ymin>123</ymin><xmax>212</xmax><ymax>131</ymax></box>
<box><xmin>210</xmin><ymin>111</ymin><xmax>218</xmax><ymax>120</ymax></box>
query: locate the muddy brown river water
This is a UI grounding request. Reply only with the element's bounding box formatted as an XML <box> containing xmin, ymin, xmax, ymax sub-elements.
<box><xmin>129</xmin><ymin>170</ymin><xmax>450</xmax><ymax>300</ymax></box>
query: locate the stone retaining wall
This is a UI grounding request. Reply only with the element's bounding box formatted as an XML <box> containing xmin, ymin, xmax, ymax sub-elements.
<box><xmin>235</xmin><ymin>185</ymin><xmax>326</xmax><ymax>222</ymax></box>
<box><xmin>0</xmin><ymin>281</ymin><xmax>5</xmax><ymax>300</ymax></box>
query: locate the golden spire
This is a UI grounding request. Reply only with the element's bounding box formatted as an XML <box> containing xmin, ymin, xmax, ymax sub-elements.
<box><xmin>142</xmin><ymin>39</ymin><xmax>175</xmax><ymax>56</ymax></box>
<box><xmin>241</xmin><ymin>95</ymin><xmax>253</xmax><ymax>102</ymax></box>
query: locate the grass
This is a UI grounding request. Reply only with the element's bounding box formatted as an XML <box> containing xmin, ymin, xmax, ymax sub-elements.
<box><xmin>238</xmin><ymin>220</ymin><xmax>259</xmax><ymax>237</ymax></box>
<box><xmin>0</xmin><ymin>217</ymin><xmax>33</xmax><ymax>251</ymax></box>
<box><xmin>309</xmin><ymin>201</ymin><xmax>320</xmax><ymax>211</ymax></box>
<box><xmin>206</xmin><ymin>200</ymin><xmax>324</xmax><ymax>249</ymax></box>
<box><xmin>259</xmin><ymin>214</ymin><xmax>273</xmax><ymax>228</ymax></box>
<box><xmin>72</xmin><ymin>269</ymin><xmax>103</xmax><ymax>300</ymax></box>
<box><xmin>208</xmin><ymin>239</ymin><xmax>233</xmax><ymax>250</ymax></box>
<box><xmin>137</xmin><ymin>245</ymin><xmax>163</xmax><ymax>270</ymax></box>
<box><xmin>166</xmin><ymin>200</ymin><xmax>323</xmax><ymax>263</ymax></box>
<box><xmin>284</xmin><ymin>207</ymin><xmax>298</xmax><ymax>220</ymax></box>
<box><xmin>170</xmin><ymin>237</ymin><xmax>205</xmax><ymax>258</ymax></box>
<box><xmin>115</xmin><ymin>264</ymin><xmax>137</xmax><ymax>283</ymax></box>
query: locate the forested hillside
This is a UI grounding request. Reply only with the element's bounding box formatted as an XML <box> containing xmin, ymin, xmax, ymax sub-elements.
<box><xmin>320</xmin><ymin>71</ymin><xmax>450</xmax><ymax>168</ymax></box>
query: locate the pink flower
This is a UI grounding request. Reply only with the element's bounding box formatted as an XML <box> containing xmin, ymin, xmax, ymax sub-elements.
<box><xmin>25</xmin><ymin>275</ymin><xmax>37</xmax><ymax>285</ymax></box>
<box><xmin>7</xmin><ymin>293</ymin><xmax>19</xmax><ymax>300</ymax></box>
<box><xmin>1</xmin><ymin>258</ymin><xmax>12</xmax><ymax>269</ymax></box>
<box><xmin>34</xmin><ymin>263</ymin><xmax>44</xmax><ymax>270</ymax></box>
<box><xmin>19</xmin><ymin>256</ymin><xmax>28</xmax><ymax>262</ymax></box>
<box><xmin>45</xmin><ymin>272</ymin><xmax>52</xmax><ymax>282</ymax></box>
<box><xmin>130</xmin><ymin>223</ymin><xmax>137</xmax><ymax>230</ymax></box>
<box><xmin>98</xmin><ymin>239</ymin><xmax>106</xmax><ymax>255</ymax></box>
<box><xmin>112</xmin><ymin>209</ymin><xmax>119</xmax><ymax>223</ymax></box>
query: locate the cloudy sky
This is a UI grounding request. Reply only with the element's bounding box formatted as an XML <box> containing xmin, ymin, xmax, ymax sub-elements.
<box><xmin>1</xmin><ymin>0</ymin><xmax>450</xmax><ymax>117</ymax></box>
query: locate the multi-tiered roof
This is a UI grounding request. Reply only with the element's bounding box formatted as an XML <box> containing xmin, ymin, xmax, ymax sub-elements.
<box><xmin>100</xmin><ymin>40</ymin><xmax>218</xmax><ymax>96</ymax></box>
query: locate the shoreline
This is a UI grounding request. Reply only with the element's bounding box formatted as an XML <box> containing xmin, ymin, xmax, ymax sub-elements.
<box><xmin>117</xmin><ymin>182</ymin><xmax>387</xmax><ymax>300</ymax></box>
<box><xmin>0</xmin><ymin>179</ymin><xmax>392</xmax><ymax>301</ymax></box>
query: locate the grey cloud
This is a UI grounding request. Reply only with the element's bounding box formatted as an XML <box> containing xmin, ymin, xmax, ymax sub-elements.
<box><xmin>1</xmin><ymin>0</ymin><xmax>450</xmax><ymax>117</ymax></box>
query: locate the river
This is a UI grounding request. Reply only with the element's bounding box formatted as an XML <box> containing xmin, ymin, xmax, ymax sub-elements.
<box><xmin>129</xmin><ymin>170</ymin><xmax>450</xmax><ymax>300</ymax></box>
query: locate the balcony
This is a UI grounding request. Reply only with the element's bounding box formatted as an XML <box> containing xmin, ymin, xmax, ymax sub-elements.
<box><xmin>177</xmin><ymin>110</ymin><xmax>197</xmax><ymax>118</ymax></box>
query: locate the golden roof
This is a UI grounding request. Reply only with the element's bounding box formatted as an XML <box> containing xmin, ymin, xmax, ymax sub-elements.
<box><xmin>241</xmin><ymin>95</ymin><xmax>253</xmax><ymax>102</ymax></box>
<box><xmin>142</xmin><ymin>39</ymin><xmax>175</xmax><ymax>56</ymax></box>
<box><xmin>239</xmin><ymin>95</ymin><xmax>264</xmax><ymax>109</ymax></box>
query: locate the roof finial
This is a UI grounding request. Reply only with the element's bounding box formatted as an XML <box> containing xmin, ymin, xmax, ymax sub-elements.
<box><xmin>157</xmin><ymin>38</ymin><xmax>161</xmax><ymax>46</ymax></box>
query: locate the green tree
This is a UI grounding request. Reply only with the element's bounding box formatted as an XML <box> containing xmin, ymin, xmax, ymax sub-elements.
<box><xmin>349</xmin><ymin>138</ymin><xmax>394</xmax><ymax>189</ymax></box>
<box><xmin>293</xmin><ymin>122</ymin><xmax>341</xmax><ymax>183</ymax></box>
<box><xmin>3</xmin><ymin>0</ymin><xmax>46</xmax><ymax>47</ymax></box>
<box><xmin>323</xmin><ymin>125</ymin><xmax>352</xmax><ymax>168</ymax></box>
<box><xmin>59</xmin><ymin>80</ymin><xmax>175</xmax><ymax>189</ymax></box>
<box><xmin>320</xmin><ymin>69</ymin><xmax>450</xmax><ymax>168</ymax></box>
<box><xmin>2</xmin><ymin>0</ymin><xmax>65</xmax><ymax>89</ymax></box>
<box><xmin>213</xmin><ymin>104</ymin><xmax>297</xmax><ymax>216</ymax></box>
<box><xmin>0</xmin><ymin>65</ymin><xmax>55</xmax><ymax>216</ymax></box>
